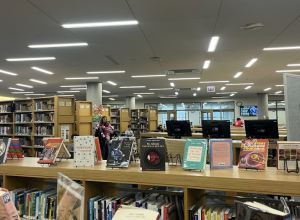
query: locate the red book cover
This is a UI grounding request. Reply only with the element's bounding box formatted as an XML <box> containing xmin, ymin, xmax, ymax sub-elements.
<box><xmin>37</xmin><ymin>138</ymin><xmax>63</xmax><ymax>164</ymax></box>
<box><xmin>95</xmin><ymin>137</ymin><xmax>102</xmax><ymax>161</ymax></box>
<box><xmin>238</xmin><ymin>139</ymin><xmax>268</xmax><ymax>170</ymax></box>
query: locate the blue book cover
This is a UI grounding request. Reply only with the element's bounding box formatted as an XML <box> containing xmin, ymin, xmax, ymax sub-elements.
<box><xmin>210</xmin><ymin>139</ymin><xmax>233</xmax><ymax>169</ymax></box>
<box><xmin>89</xmin><ymin>195</ymin><xmax>101</xmax><ymax>220</ymax></box>
<box><xmin>38</xmin><ymin>188</ymin><xmax>55</xmax><ymax>219</ymax></box>
<box><xmin>182</xmin><ymin>139</ymin><xmax>207</xmax><ymax>171</ymax></box>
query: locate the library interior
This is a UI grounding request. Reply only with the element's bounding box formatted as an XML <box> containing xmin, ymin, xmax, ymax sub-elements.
<box><xmin>0</xmin><ymin>1</ymin><xmax>300</xmax><ymax>220</ymax></box>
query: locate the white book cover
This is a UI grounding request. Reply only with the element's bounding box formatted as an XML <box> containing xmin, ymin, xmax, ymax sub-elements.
<box><xmin>74</xmin><ymin>136</ymin><xmax>95</xmax><ymax>167</ymax></box>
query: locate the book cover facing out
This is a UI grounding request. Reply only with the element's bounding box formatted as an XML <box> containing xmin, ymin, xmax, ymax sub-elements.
<box><xmin>140</xmin><ymin>138</ymin><xmax>165</xmax><ymax>171</ymax></box>
<box><xmin>0</xmin><ymin>188</ymin><xmax>21</xmax><ymax>220</ymax></box>
<box><xmin>7</xmin><ymin>139</ymin><xmax>23</xmax><ymax>160</ymax></box>
<box><xmin>38</xmin><ymin>138</ymin><xmax>63</xmax><ymax>164</ymax></box>
<box><xmin>210</xmin><ymin>139</ymin><xmax>233</xmax><ymax>169</ymax></box>
<box><xmin>277</xmin><ymin>141</ymin><xmax>300</xmax><ymax>170</ymax></box>
<box><xmin>238</xmin><ymin>139</ymin><xmax>268</xmax><ymax>170</ymax></box>
<box><xmin>0</xmin><ymin>137</ymin><xmax>10</xmax><ymax>164</ymax></box>
<box><xmin>182</xmin><ymin>139</ymin><xmax>207</xmax><ymax>171</ymax></box>
<box><xmin>74</xmin><ymin>136</ymin><xmax>95</xmax><ymax>167</ymax></box>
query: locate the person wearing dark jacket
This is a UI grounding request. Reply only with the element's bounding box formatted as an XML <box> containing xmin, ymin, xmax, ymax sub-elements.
<box><xmin>95</xmin><ymin>116</ymin><xmax>111</xmax><ymax>160</ymax></box>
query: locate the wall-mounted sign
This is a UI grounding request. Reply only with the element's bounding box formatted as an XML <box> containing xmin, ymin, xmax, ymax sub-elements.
<box><xmin>207</xmin><ymin>86</ymin><xmax>215</xmax><ymax>92</ymax></box>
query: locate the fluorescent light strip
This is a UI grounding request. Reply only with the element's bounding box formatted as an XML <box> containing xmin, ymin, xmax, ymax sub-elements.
<box><xmin>175</xmin><ymin>92</ymin><xmax>178</xmax><ymax>95</ymax></box>
<box><xmin>276</xmin><ymin>85</ymin><xmax>284</xmax><ymax>87</ymax></box>
<box><xmin>264</xmin><ymin>88</ymin><xmax>271</xmax><ymax>91</ymax></box>
<box><xmin>107</xmin><ymin>81</ymin><xmax>117</xmax><ymax>85</ymax></box>
<box><xmin>102</xmin><ymin>90</ymin><xmax>110</xmax><ymax>93</ymax></box>
<box><xmin>133</xmin><ymin>93</ymin><xmax>154</xmax><ymax>95</ymax></box>
<box><xmin>245</xmin><ymin>59</ymin><xmax>257</xmax><ymax>67</ymax></box>
<box><xmin>60</xmin><ymin>85</ymin><xmax>86</xmax><ymax>87</ymax></box>
<box><xmin>137</xmin><ymin>95</ymin><xmax>142</xmax><ymax>98</ymax></box>
<box><xmin>208</xmin><ymin>36</ymin><xmax>219</xmax><ymax>52</ymax></box>
<box><xmin>149</xmin><ymin>88</ymin><xmax>173</xmax><ymax>90</ymax></box>
<box><xmin>168</xmin><ymin>77</ymin><xmax>200</xmax><ymax>80</ymax></box>
<box><xmin>203</xmin><ymin>60</ymin><xmax>211</xmax><ymax>69</ymax></box>
<box><xmin>6</xmin><ymin>57</ymin><xmax>55</xmax><ymax>61</ymax></box>
<box><xmin>276</xmin><ymin>70</ymin><xmax>300</xmax><ymax>73</ymax></box>
<box><xmin>281</xmin><ymin>101</ymin><xmax>285</xmax><ymax>102</ymax></box>
<box><xmin>245</xmin><ymin>86</ymin><xmax>252</xmax><ymax>90</ymax></box>
<box><xmin>230</xmin><ymin>94</ymin><xmax>235</xmax><ymax>97</ymax></box>
<box><xmin>0</xmin><ymin>69</ymin><xmax>17</xmax><ymax>76</ymax></box>
<box><xmin>29</xmin><ymin>79</ymin><xmax>47</xmax><ymax>84</ymax></box>
<box><xmin>25</xmin><ymin>94</ymin><xmax>45</xmax><ymax>96</ymax></box>
<box><xmin>28</xmin><ymin>43</ymin><xmax>88</xmax><ymax>48</ymax></box>
<box><xmin>131</xmin><ymin>75</ymin><xmax>165</xmax><ymax>78</ymax></box>
<box><xmin>197</xmin><ymin>87</ymin><xmax>200</xmax><ymax>91</ymax></box>
<box><xmin>62</xmin><ymin>20</ymin><xmax>138</xmax><ymax>28</ymax></box>
<box><xmin>103</xmin><ymin>95</ymin><xmax>118</xmax><ymax>97</ymax></box>
<box><xmin>57</xmin><ymin>91</ymin><xmax>80</xmax><ymax>93</ymax></box>
<box><xmin>119</xmin><ymin>86</ymin><xmax>146</xmax><ymax>88</ymax></box>
<box><xmin>109</xmin><ymin>98</ymin><xmax>115</xmax><ymax>100</ymax></box>
<box><xmin>58</xmin><ymin>95</ymin><xmax>74</xmax><ymax>97</ymax></box>
<box><xmin>234</xmin><ymin>72</ymin><xmax>243</xmax><ymax>78</ymax></box>
<box><xmin>212</xmin><ymin>96</ymin><xmax>229</xmax><ymax>99</ymax></box>
<box><xmin>11</xmin><ymin>92</ymin><xmax>33</xmax><ymax>94</ymax></box>
<box><xmin>87</xmin><ymin>71</ymin><xmax>125</xmax><ymax>74</ymax></box>
<box><xmin>31</xmin><ymin>67</ymin><xmax>54</xmax><ymax>74</ymax></box>
<box><xmin>264</xmin><ymin>46</ymin><xmax>300</xmax><ymax>50</ymax></box>
<box><xmin>16</xmin><ymin>84</ymin><xmax>33</xmax><ymax>88</ymax></box>
<box><xmin>193</xmin><ymin>93</ymin><xmax>196</xmax><ymax>96</ymax></box>
<box><xmin>8</xmin><ymin>87</ymin><xmax>24</xmax><ymax>91</ymax></box>
<box><xmin>287</xmin><ymin>64</ymin><xmax>300</xmax><ymax>66</ymax></box>
<box><xmin>65</xmin><ymin>77</ymin><xmax>99</xmax><ymax>80</ymax></box>
<box><xmin>70</xmin><ymin>88</ymin><xmax>86</xmax><ymax>90</ymax></box>
<box><xmin>170</xmin><ymin>82</ymin><xmax>175</xmax><ymax>87</ymax></box>
<box><xmin>200</xmin><ymin>81</ymin><xmax>229</xmax><ymax>84</ymax></box>
<box><xmin>216</xmin><ymin>92</ymin><xmax>238</xmax><ymax>94</ymax></box>
<box><xmin>220</xmin><ymin>87</ymin><xmax>226</xmax><ymax>90</ymax></box>
<box><xmin>226</xmin><ymin>83</ymin><xmax>254</xmax><ymax>85</ymax></box>
<box><xmin>159</xmin><ymin>97</ymin><xmax>177</xmax><ymax>99</ymax></box>
<box><xmin>275</xmin><ymin>91</ymin><xmax>282</xmax><ymax>94</ymax></box>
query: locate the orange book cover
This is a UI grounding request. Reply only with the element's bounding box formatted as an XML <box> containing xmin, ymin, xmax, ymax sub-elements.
<box><xmin>95</xmin><ymin>137</ymin><xmax>102</xmax><ymax>161</ymax></box>
<box><xmin>7</xmin><ymin>139</ymin><xmax>23</xmax><ymax>159</ymax></box>
<box><xmin>37</xmin><ymin>138</ymin><xmax>63</xmax><ymax>164</ymax></box>
<box><xmin>238</xmin><ymin>139</ymin><xmax>268</xmax><ymax>170</ymax></box>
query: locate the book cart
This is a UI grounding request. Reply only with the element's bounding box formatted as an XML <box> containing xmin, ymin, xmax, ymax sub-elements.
<box><xmin>1</xmin><ymin>158</ymin><xmax>300</xmax><ymax>220</ymax></box>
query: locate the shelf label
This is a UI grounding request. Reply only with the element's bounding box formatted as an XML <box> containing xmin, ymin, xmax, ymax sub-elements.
<box><xmin>59</xmin><ymin>101</ymin><xmax>65</xmax><ymax>106</ymax></box>
<box><xmin>85</xmin><ymin>105</ymin><xmax>90</xmax><ymax>109</ymax></box>
<box><xmin>66</xmin><ymin>102</ymin><xmax>72</xmax><ymax>107</ymax></box>
<box><xmin>79</xmin><ymin>105</ymin><xmax>84</xmax><ymax>109</ymax></box>
<box><xmin>122</xmin><ymin>109</ymin><xmax>128</xmax><ymax>113</ymax></box>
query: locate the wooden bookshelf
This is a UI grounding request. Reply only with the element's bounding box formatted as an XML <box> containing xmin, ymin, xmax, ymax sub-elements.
<box><xmin>1</xmin><ymin>158</ymin><xmax>300</xmax><ymax>220</ymax></box>
<box><xmin>120</xmin><ymin>108</ymin><xmax>130</xmax><ymax>133</ymax></box>
<box><xmin>130</xmin><ymin>109</ymin><xmax>140</xmax><ymax>137</ymax></box>
<box><xmin>75</xmin><ymin>101</ymin><xmax>93</xmax><ymax>136</ymax></box>
<box><xmin>110</xmin><ymin>108</ymin><xmax>120</xmax><ymax>131</ymax></box>
<box><xmin>149</xmin><ymin>108</ymin><xmax>158</xmax><ymax>131</ymax></box>
<box><xmin>102</xmin><ymin>105</ymin><xmax>111</xmax><ymax>122</ymax></box>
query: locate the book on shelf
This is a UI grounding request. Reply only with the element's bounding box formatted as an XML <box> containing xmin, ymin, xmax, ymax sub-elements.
<box><xmin>35</xmin><ymin>125</ymin><xmax>53</xmax><ymax>135</ymax></box>
<box><xmin>106</xmin><ymin>139</ymin><xmax>133</xmax><ymax>168</ymax></box>
<box><xmin>0</xmin><ymin>137</ymin><xmax>11</xmax><ymax>164</ymax></box>
<box><xmin>95</xmin><ymin>137</ymin><xmax>102</xmax><ymax>161</ymax></box>
<box><xmin>15</xmin><ymin>114</ymin><xmax>31</xmax><ymax>123</ymax></box>
<box><xmin>1</xmin><ymin>115</ymin><xmax>12</xmax><ymax>123</ymax></box>
<box><xmin>209</xmin><ymin>139</ymin><xmax>233</xmax><ymax>169</ymax></box>
<box><xmin>15</xmin><ymin>103</ymin><xmax>29</xmax><ymax>112</ymax></box>
<box><xmin>182</xmin><ymin>139</ymin><xmax>207</xmax><ymax>171</ymax></box>
<box><xmin>238</xmin><ymin>139</ymin><xmax>268</xmax><ymax>170</ymax></box>
<box><xmin>35</xmin><ymin>101</ymin><xmax>50</xmax><ymax>111</ymax></box>
<box><xmin>140</xmin><ymin>138</ymin><xmax>165</xmax><ymax>171</ymax></box>
<box><xmin>15</xmin><ymin>126</ymin><xmax>32</xmax><ymax>135</ymax></box>
<box><xmin>277</xmin><ymin>141</ymin><xmax>300</xmax><ymax>170</ymax></box>
<box><xmin>35</xmin><ymin>113</ymin><xmax>53</xmax><ymax>122</ymax></box>
<box><xmin>74</xmin><ymin>136</ymin><xmax>95</xmax><ymax>167</ymax></box>
<box><xmin>0</xmin><ymin>104</ymin><xmax>11</xmax><ymax>112</ymax></box>
<box><xmin>0</xmin><ymin>188</ymin><xmax>21</xmax><ymax>220</ymax></box>
<box><xmin>0</xmin><ymin>127</ymin><xmax>12</xmax><ymax>135</ymax></box>
<box><xmin>37</xmin><ymin>138</ymin><xmax>64</xmax><ymax>164</ymax></box>
<box><xmin>131</xmin><ymin>111</ymin><xmax>137</xmax><ymax>117</ymax></box>
<box><xmin>7</xmin><ymin>139</ymin><xmax>23</xmax><ymax>159</ymax></box>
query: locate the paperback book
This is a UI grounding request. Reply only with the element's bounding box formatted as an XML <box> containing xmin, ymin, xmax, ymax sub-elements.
<box><xmin>94</xmin><ymin>137</ymin><xmax>102</xmax><ymax>161</ymax></box>
<box><xmin>106</xmin><ymin>139</ymin><xmax>133</xmax><ymax>168</ymax></box>
<box><xmin>0</xmin><ymin>188</ymin><xmax>21</xmax><ymax>220</ymax></box>
<box><xmin>74</xmin><ymin>136</ymin><xmax>95</xmax><ymax>167</ymax></box>
<box><xmin>140</xmin><ymin>138</ymin><xmax>165</xmax><ymax>171</ymax></box>
<box><xmin>37</xmin><ymin>138</ymin><xmax>64</xmax><ymax>164</ymax></box>
<box><xmin>182</xmin><ymin>139</ymin><xmax>207</xmax><ymax>171</ymax></box>
<box><xmin>7</xmin><ymin>139</ymin><xmax>24</xmax><ymax>160</ymax></box>
<box><xmin>277</xmin><ymin>141</ymin><xmax>300</xmax><ymax>170</ymax></box>
<box><xmin>209</xmin><ymin>139</ymin><xmax>233</xmax><ymax>169</ymax></box>
<box><xmin>238</xmin><ymin>139</ymin><xmax>268</xmax><ymax>170</ymax></box>
<box><xmin>0</xmin><ymin>137</ymin><xmax>11</xmax><ymax>164</ymax></box>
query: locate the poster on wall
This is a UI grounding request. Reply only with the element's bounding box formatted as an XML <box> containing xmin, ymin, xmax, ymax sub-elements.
<box><xmin>61</xmin><ymin>125</ymin><xmax>70</xmax><ymax>142</ymax></box>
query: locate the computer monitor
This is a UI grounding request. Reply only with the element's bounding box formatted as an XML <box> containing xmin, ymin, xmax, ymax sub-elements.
<box><xmin>166</xmin><ymin>120</ymin><xmax>192</xmax><ymax>139</ymax></box>
<box><xmin>202</xmin><ymin>120</ymin><xmax>231</xmax><ymax>138</ymax></box>
<box><xmin>245</xmin><ymin>120</ymin><xmax>279</xmax><ymax>139</ymax></box>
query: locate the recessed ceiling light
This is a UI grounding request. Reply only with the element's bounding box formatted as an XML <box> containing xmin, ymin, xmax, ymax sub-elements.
<box><xmin>31</xmin><ymin>67</ymin><xmax>54</xmax><ymax>74</ymax></box>
<box><xmin>62</xmin><ymin>20</ymin><xmax>138</xmax><ymax>28</ymax></box>
<box><xmin>29</xmin><ymin>79</ymin><xmax>47</xmax><ymax>84</ymax></box>
<box><xmin>234</xmin><ymin>72</ymin><xmax>243</xmax><ymax>78</ymax></box>
<box><xmin>245</xmin><ymin>59</ymin><xmax>257</xmax><ymax>67</ymax></box>
<box><xmin>149</xmin><ymin>88</ymin><xmax>173</xmax><ymax>90</ymax></box>
<box><xmin>200</xmin><ymin>81</ymin><xmax>229</xmax><ymax>84</ymax></box>
<box><xmin>57</xmin><ymin>91</ymin><xmax>80</xmax><ymax>93</ymax></box>
<box><xmin>102</xmin><ymin>90</ymin><xmax>110</xmax><ymax>93</ymax></box>
<box><xmin>170</xmin><ymin>82</ymin><xmax>175</xmax><ymax>87</ymax></box>
<box><xmin>216</xmin><ymin>92</ymin><xmax>238</xmax><ymax>94</ymax></box>
<box><xmin>60</xmin><ymin>85</ymin><xmax>86</xmax><ymax>87</ymax></box>
<box><xmin>287</xmin><ymin>64</ymin><xmax>300</xmax><ymax>66</ymax></box>
<box><xmin>137</xmin><ymin>95</ymin><xmax>142</xmax><ymax>97</ymax></box>
<box><xmin>11</xmin><ymin>92</ymin><xmax>34</xmax><ymax>94</ymax></box>
<box><xmin>264</xmin><ymin>88</ymin><xmax>271</xmax><ymax>91</ymax></box>
<box><xmin>107</xmin><ymin>81</ymin><xmax>116</xmax><ymax>86</ymax></box>
<box><xmin>133</xmin><ymin>93</ymin><xmax>154</xmax><ymax>95</ymax></box>
<box><xmin>119</xmin><ymin>86</ymin><xmax>146</xmax><ymax>88</ymax></box>
<box><xmin>264</xmin><ymin>46</ymin><xmax>300</xmax><ymax>50</ymax></box>
<box><xmin>6</xmin><ymin>57</ymin><xmax>55</xmax><ymax>61</ymax></box>
<box><xmin>16</xmin><ymin>84</ymin><xmax>33</xmax><ymax>88</ymax></box>
<box><xmin>65</xmin><ymin>77</ymin><xmax>99</xmax><ymax>80</ymax></box>
<box><xmin>230</xmin><ymin>94</ymin><xmax>235</xmax><ymax>97</ymax></box>
<box><xmin>197</xmin><ymin>87</ymin><xmax>200</xmax><ymax>91</ymax></box>
<box><xmin>103</xmin><ymin>95</ymin><xmax>118</xmax><ymax>97</ymax></box>
<box><xmin>220</xmin><ymin>87</ymin><xmax>226</xmax><ymax>90</ymax></box>
<box><xmin>276</xmin><ymin>85</ymin><xmax>284</xmax><ymax>87</ymax></box>
<box><xmin>275</xmin><ymin>91</ymin><xmax>282</xmax><ymax>94</ymax></box>
<box><xmin>276</xmin><ymin>70</ymin><xmax>300</xmax><ymax>73</ymax></box>
<box><xmin>226</xmin><ymin>83</ymin><xmax>254</xmax><ymax>85</ymax></box>
<box><xmin>0</xmin><ymin>69</ymin><xmax>18</xmax><ymax>76</ymax></box>
<box><xmin>175</xmin><ymin>92</ymin><xmax>178</xmax><ymax>95</ymax></box>
<box><xmin>203</xmin><ymin>60</ymin><xmax>211</xmax><ymax>69</ymax></box>
<box><xmin>28</xmin><ymin>43</ymin><xmax>88</xmax><ymax>48</ymax></box>
<box><xmin>168</xmin><ymin>77</ymin><xmax>200</xmax><ymax>80</ymax></box>
<box><xmin>245</xmin><ymin>86</ymin><xmax>252</xmax><ymax>90</ymax></box>
<box><xmin>208</xmin><ymin>36</ymin><xmax>219</xmax><ymax>52</ymax></box>
<box><xmin>193</xmin><ymin>93</ymin><xmax>196</xmax><ymax>96</ymax></box>
<box><xmin>131</xmin><ymin>75</ymin><xmax>165</xmax><ymax>78</ymax></box>
<box><xmin>87</xmin><ymin>71</ymin><xmax>125</xmax><ymax>74</ymax></box>
<box><xmin>70</xmin><ymin>88</ymin><xmax>86</xmax><ymax>90</ymax></box>
<box><xmin>25</xmin><ymin>94</ymin><xmax>45</xmax><ymax>96</ymax></box>
<box><xmin>109</xmin><ymin>98</ymin><xmax>115</xmax><ymax>100</ymax></box>
<box><xmin>8</xmin><ymin>87</ymin><xmax>24</xmax><ymax>91</ymax></box>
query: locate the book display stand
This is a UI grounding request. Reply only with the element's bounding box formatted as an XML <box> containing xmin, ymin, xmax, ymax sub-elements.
<box><xmin>167</xmin><ymin>153</ymin><xmax>182</xmax><ymax>166</ymax></box>
<box><xmin>284</xmin><ymin>158</ymin><xmax>299</xmax><ymax>173</ymax></box>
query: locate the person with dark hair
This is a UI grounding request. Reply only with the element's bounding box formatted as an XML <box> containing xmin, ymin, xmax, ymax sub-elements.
<box><xmin>234</xmin><ymin>117</ymin><xmax>244</xmax><ymax>127</ymax></box>
<box><xmin>125</xmin><ymin>125</ymin><xmax>134</xmax><ymax>137</ymax></box>
<box><xmin>156</xmin><ymin>125</ymin><xmax>163</xmax><ymax>132</ymax></box>
<box><xmin>95</xmin><ymin>116</ymin><xmax>111</xmax><ymax>160</ymax></box>
<box><xmin>67</xmin><ymin>133</ymin><xmax>79</xmax><ymax>152</ymax></box>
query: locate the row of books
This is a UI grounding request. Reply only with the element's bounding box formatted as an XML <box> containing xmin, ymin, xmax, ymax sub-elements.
<box><xmin>35</xmin><ymin>126</ymin><xmax>53</xmax><ymax>136</ymax></box>
<box><xmin>140</xmin><ymin>124</ymin><xmax>148</xmax><ymax>129</ymax></box>
<box><xmin>89</xmin><ymin>193</ymin><xmax>184</xmax><ymax>220</ymax></box>
<box><xmin>189</xmin><ymin>205</ymin><xmax>233</xmax><ymax>220</ymax></box>
<box><xmin>131</xmin><ymin>111</ymin><xmax>138</xmax><ymax>117</ymax></box>
<box><xmin>0</xmin><ymin>104</ymin><xmax>11</xmax><ymax>112</ymax></box>
<box><xmin>111</xmin><ymin>111</ymin><xmax>119</xmax><ymax>117</ymax></box>
<box><xmin>34</xmin><ymin>137</ymin><xmax>44</xmax><ymax>147</ymax></box>
<box><xmin>139</xmin><ymin>111</ymin><xmax>148</xmax><ymax>117</ymax></box>
<box><xmin>15</xmin><ymin>126</ymin><xmax>32</xmax><ymax>135</ymax></box>
<box><xmin>0</xmin><ymin>127</ymin><xmax>12</xmax><ymax>135</ymax></box>
<box><xmin>15</xmin><ymin>114</ymin><xmax>31</xmax><ymax>123</ymax></box>
<box><xmin>111</xmin><ymin>118</ymin><xmax>120</xmax><ymax>124</ymax></box>
<box><xmin>35</xmin><ymin>101</ymin><xmax>49</xmax><ymax>111</ymax></box>
<box><xmin>15</xmin><ymin>103</ymin><xmax>30</xmax><ymax>111</ymax></box>
<box><xmin>0</xmin><ymin>115</ymin><xmax>12</xmax><ymax>123</ymax></box>
<box><xmin>140</xmin><ymin>118</ymin><xmax>148</xmax><ymax>123</ymax></box>
<box><xmin>35</xmin><ymin>113</ymin><xmax>53</xmax><ymax>122</ymax></box>
<box><xmin>131</xmin><ymin>124</ymin><xmax>139</xmax><ymax>129</ymax></box>
<box><xmin>131</xmin><ymin>118</ymin><xmax>139</xmax><ymax>123</ymax></box>
<box><xmin>19</xmin><ymin>137</ymin><xmax>31</xmax><ymax>146</ymax></box>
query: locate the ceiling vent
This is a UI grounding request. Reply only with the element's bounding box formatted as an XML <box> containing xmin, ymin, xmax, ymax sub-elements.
<box><xmin>240</xmin><ymin>23</ymin><xmax>264</xmax><ymax>30</ymax></box>
<box><xmin>164</xmin><ymin>69</ymin><xmax>200</xmax><ymax>75</ymax></box>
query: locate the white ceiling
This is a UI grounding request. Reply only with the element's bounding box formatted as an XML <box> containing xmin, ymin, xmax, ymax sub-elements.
<box><xmin>1</xmin><ymin>0</ymin><xmax>300</xmax><ymax>101</ymax></box>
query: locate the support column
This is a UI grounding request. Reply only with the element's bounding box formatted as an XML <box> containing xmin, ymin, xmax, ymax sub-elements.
<box><xmin>125</xmin><ymin>96</ymin><xmax>135</xmax><ymax>109</ymax></box>
<box><xmin>86</xmin><ymin>82</ymin><xmax>102</xmax><ymax>106</ymax></box>
<box><xmin>257</xmin><ymin>93</ymin><xmax>268</xmax><ymax>119</ymax></box>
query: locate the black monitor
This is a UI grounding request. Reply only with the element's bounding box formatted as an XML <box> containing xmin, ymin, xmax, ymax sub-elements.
<box><xmin>166</xmin><ymin>120</ymin><xmax>192</xmax><ymax>139</ymax></box>
<box><xmin>202</xmin><ymin>120</ymin><xmax>231</xmax><ymax>138</ymax></box>
<box><xmin>245</xmin><ymin>120</ymin><xmax>279</xmax><ymax>139</ymax></box>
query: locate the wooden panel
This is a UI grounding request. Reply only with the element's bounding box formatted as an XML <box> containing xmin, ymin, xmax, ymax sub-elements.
<box><xmin>78</xmin><ymin>123</ymin><xmax>92</xmax><ymax>136</ymax></box>
<box><xmin>3</xmin><ymin>175</ymin><xmax>48</xmax><ymax>191</ymax></box>
<box><xmin>80</xmin><ymin>116</ymin><xmax>92</xmax><ymax>122</ymax></box>
<box><xmin>57</xmin><ymin>98</ymin><xmax>74</xmax><ymax>115</ymax></box>
<box><xmin>102</xmin><ymin>106</ymin><xmax>111</xmax><ymax>122</ymax></box>
<box><xmin>120</xmin><ymin>108</ymin><xmax>130</xmax><ymax>121</ymax></box>
<box><xmin>149</xmin><ymin>120</ymin><xmax>157</xmax><ymax>131</ymax></box>
<box><xmin>58</xmin><ymin>115</ymin><xmax>74</xmax><ymax>123</ymax></box>
<box><xmin>149</xmin><ymin>109</ymin><xmax>158</xmax><ymax>120</ymax></box>
<box><xmin>185</xmin><ymin>188</ymin><xmax>205</xmax><ymax>220</ymax></box>
<box><xmin>121</xmin><ymin>121</ymin><xmax>130</xmax><ymax>133</ymax></box>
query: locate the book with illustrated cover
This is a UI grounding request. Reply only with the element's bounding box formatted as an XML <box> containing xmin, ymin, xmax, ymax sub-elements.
<box><xmin>74</xmin><ymin>136</ymin><xmax>95</xmax><ymax>167</ymax></box>
<box><xmin>209</xmin><ymin>139</ymin><xmax>233</xmax><ymax>169</ymax></box>
<box><xmin>0</xmin><ymin>188</ymin><xmax>21</xmax><ymax>220</ymax></box>
<box><xmin>182</xmin><ymin>139</ymin><xmax>207</xmax><ymax>171</ymax></box>
<box><xmin>277</xmin><ymin>141</ymin><xmax>300</xmax><ymax>170</ymax></box>
<box><xmin>0</xmin><ymin>137</ymin><xmax>11</xmax><ymax>164</ymax></box>
<box><xmin>140</xmin><ymin>138</ymin><xmax>165</xmax><ymax>171</ymax></box>
<box><xmin>37</xmin><ymin>138</ymin><xmax>64</xmax><ymax>164</ymax></box>
<box><xmin>238</xmin><ymin>139</ymin><xmax>268</xmax><ymax>170</ymax></box>
<box><xmin>7</xmin><ymin>139</ymin><xmax>23</xmax><ymax>160</ymax></box>
<box><xmin>106</xmin><ymin>139</ymin><xmax>133</xmax><ymax>168</ymax></box>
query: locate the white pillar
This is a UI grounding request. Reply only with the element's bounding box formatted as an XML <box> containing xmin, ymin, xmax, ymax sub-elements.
<box><xmin>86</xmin><ymin>82</ymin><xmax>102</xmax><ymax>106</ymax></box>
<box><xmin>125</xmin><ymin>96</ymin><xmax>135</xmax><ymax>109</ymax></box>
<box><xmin>257</xmin><ymin>93</ymin><xmax>268</xmax><ymax>119</ymax></box>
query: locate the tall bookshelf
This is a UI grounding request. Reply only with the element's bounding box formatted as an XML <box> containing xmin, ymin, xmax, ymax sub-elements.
<box><xmin>130</xmin><ymin>109</ymin><xmax>140</xmax><ymax>136</ymax></box>
<box><xmin>149</xmin><ymin>108</ymin><xmax>158</xmax><ymax>131</ymax></box>
<box><xmin>110</xmin><ymin>108</ymin><xmax>120</xmax><ymax>132</ymax></box>
<box><xmin>139</xmin><ymin>108</ymin><xmax>158</xmax><ymax>132</ymax></box>
<box><xmin>120</xmin><ymin>108</ymin><xmax>130</xmax><ymax>133</ymax></box>
<box><xmin>102</xmin><ymin>105</ymin><xmax>111</xmax><ymax>123</ymax></box>
<box><xmin>0</xmin><ymin>100</ymin><xmax>14</xmax><ymax>145</ymax></box>
<box><xmin>75</xmin><ymin>101</ymin><xmax>93</xmax><ymax>136</ymax></box>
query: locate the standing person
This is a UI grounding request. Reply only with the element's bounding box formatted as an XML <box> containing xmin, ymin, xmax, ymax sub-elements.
<box><xmin>95</xmin><ymin>116</ymin><xmax>111</xmax><ymax>160</ymax></box>
<box><xmin>125</xmin><ymin>125</ymin><xmax>134</xmax><ymax>137</ymax></box>
<box><xmin>234</xmin><ymin>118</ymin><xmax>244</xmax><ymax>127</ymax></box>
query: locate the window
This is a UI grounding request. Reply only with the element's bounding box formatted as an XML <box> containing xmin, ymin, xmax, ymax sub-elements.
<box><xmin>202</xmin><ymin>101</ymin><xmax>235</xmax><ymax>123</ymax></box>
<box><xmin>145</xmin><ymin>103</ymin><xmax>175</xmax><ymax>127</ymax></box>
<box><xmin>103</xmin><ymin>104</ymin><xmax>126</xmax><ymax>108</ymax></box>
<box><xmin>176</xmin><ymin>103</ymin><xmax>201</xmax><ymax>125</ymax></box>
<box><xmin>268</xmin><ymin>101</ymin><xmax>286</xmax><ymax>125</ymax></box>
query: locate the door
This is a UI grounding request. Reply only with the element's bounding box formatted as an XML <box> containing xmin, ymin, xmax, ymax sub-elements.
<box><xmin>201</xmin><ymin>110</ymin><xmax>213</xmax><ymax>122</ymax></box>
<box><xmin>167</xmin><ymin>110</ymin><xmax>177</xmax><ymax>121</ymax></box>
